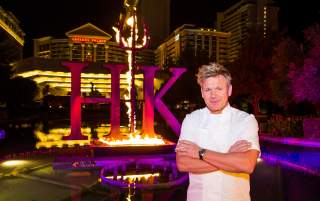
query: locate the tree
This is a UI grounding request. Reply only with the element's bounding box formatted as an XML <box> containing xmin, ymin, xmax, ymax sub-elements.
<box><xmin>0</xmin><ymin>63</ymin><xmax>13</xmax><ymax>104</ymax></box>
<box><xmin>0</xmin><ymin>33</ymin><xmax>17</xmax><ymax>105</ymax></box>
<box><xmin>270</xmin><ymin>37</ymin><xmax>303</xmax><ymax>108</ymax></box>
<box><xmin>6</xmin><ymin>76</ymin><xmax>38</xmax><ymax>114</ymax></box>
<box><xmin>288</xmin><ymin>24</ymin><xmax>320</xmax><ymax>109</ymax></box>
<box><xmin>229</xmin><ymin>30</ymin><xmax>274</xmax><ymax>114</ymax></box>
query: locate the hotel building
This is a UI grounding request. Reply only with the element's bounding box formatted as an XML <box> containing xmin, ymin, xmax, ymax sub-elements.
<box><xmin>15</xmin><ymin>23</ymin><xmax>159</xmax><ymax>98</ymax></box>
<box><xmin>216</xmin><ymin>0</ymin><xmax>279</xmax><ymax>61</ymax></box>
<box><xmin>33</xmin><ymin>23</ymin><xmax>154</xmax><ymax>65</ymax></box>
<box><xmin>155</xmin><ymin>24</ymin><xmax>231</xmax><ymax>69</ymax></box>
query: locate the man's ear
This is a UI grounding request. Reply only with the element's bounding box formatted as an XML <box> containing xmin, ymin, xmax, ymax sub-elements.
<box><xmin>228</xmin><ymin>85</ymin><xmax>232</xmax><ymax>97</ymax></box>
<box><xmin>201</xmin><ymin>86</ymin><xmax>204</xmax><ymax>99</ymax></box>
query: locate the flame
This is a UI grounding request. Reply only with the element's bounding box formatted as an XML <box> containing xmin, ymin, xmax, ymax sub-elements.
<box><xmin>125</xmin><ymin>50</ymin><xmax>134</xmax><ymax>131</ymax></box>
<box><xmin>98</xmin><ymin>133</ymin><xmax>169</xmax><ymax>146</ymax></box>
<box><xmin>118</xmin><ymin>13</ymin><xmax>145</xmax><ymax>48</ymax></box>
<box><xmin>126</xmin><ymin>16</ymin><xmax>134</xmax><ymax>27</ymax></box>
<box><xmin>34</xmin><ymin>126</ymin><xmax>173</xmax><ymax>148</ymax></box>
<box><xmin>112</xmin><ymin>26</ymin><xmax>120</xmax><ymax>43</ymax></box>
<box><xmin>113</xmin><ymin>8</ymin><xmax>148</xmax><ymax>133</ymax></box>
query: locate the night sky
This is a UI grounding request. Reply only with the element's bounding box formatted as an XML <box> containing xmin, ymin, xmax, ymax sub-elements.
<box><xmin>1</xmin><ymin>0</ymin><xmax>320</xmax><ymax>57</ymax></box>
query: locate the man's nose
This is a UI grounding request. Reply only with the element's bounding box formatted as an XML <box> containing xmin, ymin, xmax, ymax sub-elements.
<box><xmin>210</xmin><ymin>90</ymin><xmax>217</xmax><ymax>97</ymax></box>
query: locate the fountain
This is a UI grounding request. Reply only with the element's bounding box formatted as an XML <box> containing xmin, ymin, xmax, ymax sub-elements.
<box><xmin>32</xmin><ymin>1</ymin><xmax>189</xmax><ymax>199</ymax></box>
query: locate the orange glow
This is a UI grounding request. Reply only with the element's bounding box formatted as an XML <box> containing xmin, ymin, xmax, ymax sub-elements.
<box><xmin>105</xmin><ymin>173</ymin><xmax>160</xmax><ymax>181</ymax></box>
<box><xmin>36</xmin><ymin>140</ymin><xmax>90</xmax><ymax>149</ymax></box>
<box><xmin>1</xmin><ymin>160</ymin><xmax>28</xmax><ymax>167</ymax></box>
<box><xmin>126</xmin><ymin>16</ymin><xmax>134</xmax><ymax>27</ymax></box>
<box><xmin>35</xmin><ymin>128</ymin><xmax>91</xmax><ymax>148</ymax></box>
<box><xmin>98</xmin><ymin>131</ymin><xmax>173</xmax><ymax>146</ymax></box>
<box><xmin>18</xmin><ymin>70</ymin><xmax>144</xmax><ymax>79</ymax></box>
<box><xmin>17</xmin><ymin>70</ymin><xmax>145</xmax><ymax>95</ymax></box>
<box><xmin>34</xmin><ymin>126</ymin><xmax>176</xmax><ymax>148</ymax></box>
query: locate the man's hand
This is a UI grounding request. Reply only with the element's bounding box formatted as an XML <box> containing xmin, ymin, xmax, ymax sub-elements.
<box><xmin>176</xmin><ymin>139</ymin><xmax>258</xmax><ymax>174</ymax></box>
<box><xmin>228</xmin><ymin>140</ymin><xmax>251</xmax><ymax>153</ymax></box>
<box><xmin>176</xmin><ymin>140</ymin><xmax>219</xmax><ymax>173</ymax></box>
<box><xmin>175</xmin><ymin>140</ymin><xmax>200</xmax><ymax>159</ymax></box>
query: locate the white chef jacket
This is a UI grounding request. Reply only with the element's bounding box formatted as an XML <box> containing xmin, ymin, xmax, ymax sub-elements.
<box><xmin>178</xmin><ymin>104</ymin><xmax>260</xmax><ymax>201</ymax></box>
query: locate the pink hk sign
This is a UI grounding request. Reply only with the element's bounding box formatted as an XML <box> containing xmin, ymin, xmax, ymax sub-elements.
<box><xmin>62</xmin><ymin>62</ymin><xmax>186</xmax><ymax>140</ymax></box>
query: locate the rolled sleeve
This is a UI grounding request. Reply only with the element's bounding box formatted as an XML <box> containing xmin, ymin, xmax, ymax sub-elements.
<box><xmin>178</xmin><ymin>114</ymin><xmax>196</xmax><ymax>142</ymax></box>
<box><xmin>239</xmin><ymin>114</ymin><xmax>260</xmax><ymax>152</ymax></box>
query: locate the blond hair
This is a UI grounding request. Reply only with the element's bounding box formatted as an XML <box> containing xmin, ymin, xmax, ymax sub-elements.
<box><xmin>196</xmin><ymin>62</ymin><xmax>232</xmax><ymax>86</ymax></box>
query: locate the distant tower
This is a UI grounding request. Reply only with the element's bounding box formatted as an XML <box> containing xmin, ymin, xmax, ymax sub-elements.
<box><xmin>216</xmin><ymin>0</ymin><xmax>279</xmax><ymax>61</ymax></box>
<box><xmin>139</xmin><ymin>0</ymin><xmax>171</xmax><ymax>49</ymax></box>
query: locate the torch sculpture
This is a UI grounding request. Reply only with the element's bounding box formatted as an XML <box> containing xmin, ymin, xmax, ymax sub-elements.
<box><xmin>113</xmin><ymin>0</ymin><xmax>149</xmax><ymax>133</ymax></box>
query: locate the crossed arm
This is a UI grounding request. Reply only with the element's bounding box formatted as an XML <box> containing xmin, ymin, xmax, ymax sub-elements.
<box><xmin>176</xmin><ymin>140</ymin><xmax>259</xmax><ymax>174</ymax></box>
<box><xmin>176</xmin><ymin>154</ymin><xmax>218</xmax><ymax>174</ymax></box>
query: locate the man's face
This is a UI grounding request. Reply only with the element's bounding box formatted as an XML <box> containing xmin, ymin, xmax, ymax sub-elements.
<box><xmin>200</xmin><ymin>75</ymin><xmax>232</xmax><ymax>114</ymax></box>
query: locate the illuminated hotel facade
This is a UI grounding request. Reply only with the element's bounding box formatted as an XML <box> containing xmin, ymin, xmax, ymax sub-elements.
<box><xmin>15</xmin><ymin>57</ymin><xmax>149</xmax><ymax>98</ymax></box>
<box><xmin>216</xmin><ymin>0</ymin><xmax>279</xmax><ymax>61</ymax></box>
<box><xmin>0</xmin><ymin>5</ymin><xmax>25</xmax><ymax>61</ymax></box>
<box><xmin>155</xmin><ymin>24</ymin><xmax>231</xmax><ymax>68</ymax></box>
<box><xmin>15</xmin><ymin>23</ymin><xmax>159</xmax><ymax>99</ymax></box>
<box><xmin>33</xmin><ymin>23</ymin><xmax>154</xmax><ymax>65</ymax></box>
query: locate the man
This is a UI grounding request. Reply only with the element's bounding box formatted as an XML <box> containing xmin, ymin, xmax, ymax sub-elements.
<box><xmin>176</xmin><ymin>63</ymin><xmax>260</xmax><ymax>201</ymax></box>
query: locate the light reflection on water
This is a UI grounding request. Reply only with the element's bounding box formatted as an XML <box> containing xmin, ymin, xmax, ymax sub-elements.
<box><xmin>32</xmin><ymin>120</ymin><xmax>174</xmax><ymax>149</ymax></box>
<box><xmin>261</xmin><ymin>141</ymin><xmax>320</xmax><ymax>175</ymax></box>
<box><xmin>251</xmin><ymin>158</ymin><xmax>320</xmax><ymax>201</ymax></box>
<box><xmin>96</xmin><ymin>155</ymin><xmax>188</xmax><ymax>200</ymax></box>
<box><xmin>0</xmin><ymin>117</ymin><xmax>177</xmax><ymax>152</ymax></box>
<box><xmin>99</xmin><ymin>156</ymin><xmax>188</xmax><ymax>190</ymax></box>
<box><xmin>1</xmin><ymin>120</ymin><xmax>320</xmax><ymax>201</ymax></box>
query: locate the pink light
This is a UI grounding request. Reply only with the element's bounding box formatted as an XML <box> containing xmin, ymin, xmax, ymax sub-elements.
<box><xmin>61</xmin><ymin>63</ymin><xmax>186</xmax><ymax>142</ymax></box>
<box><xmin>140</xmin><ymin>66</ymin><xmax>158</xmax><ymax>135</ymax></box>
<box><xmin>154</xmin><ymin>68</ymin><xmax>187</xmax><ymax>135</ymax></box>
<box><xmin>63</xmin><ymin>62</ymin><xmax>88</xmax><ymax>140</ymax></box>
<box><xmin>104</xmin><ymin>64</ymin><xmax>127</xmax><ymax>136</ymax></box>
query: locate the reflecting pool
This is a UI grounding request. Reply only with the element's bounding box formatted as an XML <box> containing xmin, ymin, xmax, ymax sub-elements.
<box><xmin>0</xmin><ymin>121</ymin><xmax>319</xmax><ymax>201</ymax></box>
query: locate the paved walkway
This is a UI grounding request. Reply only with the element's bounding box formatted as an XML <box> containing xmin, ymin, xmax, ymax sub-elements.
<box><xmin>0</xmin><ymin>157</ymin><xmax>116</xmax><ymax>201</ymax></box>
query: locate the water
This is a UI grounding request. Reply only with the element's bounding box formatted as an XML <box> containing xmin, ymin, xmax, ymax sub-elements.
<box><xmin>0</xmin><ymin>122</ymin><xmax>37</xmax><ymax>157</ymax></box>
<box><xmin>96</xmin><ymin>155</ymin><xmax>320</xmax><ymax>201</ymax></box>
<box><xmin>0</xmin><ymin>120</ymin><xmax>320</xmax><ymax>201</ymax></box>
<box><xmin>251</xmin><ymin>159</ymin><xmax>320</xmax><ymax>201</ymax></box>
<box><xmin>261</xmin><ymin>141</ymin><xmax>320</xmax><ymax>175</ymax></box>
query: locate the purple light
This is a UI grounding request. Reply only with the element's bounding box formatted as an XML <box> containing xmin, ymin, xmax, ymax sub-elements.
<box><xmin>261</xmin><ymin>153</ymin><xmax>320</xmax><ymax>176</ymax></box>
<box><xmin>0</xmin><ymin>129</ymin><xmax>5</xmax><ymax>139</ymax></box>
<box><xmin>260</xmin><ymin>134</ymin><xmax>320</xmax><ymax>148</ymax></box>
